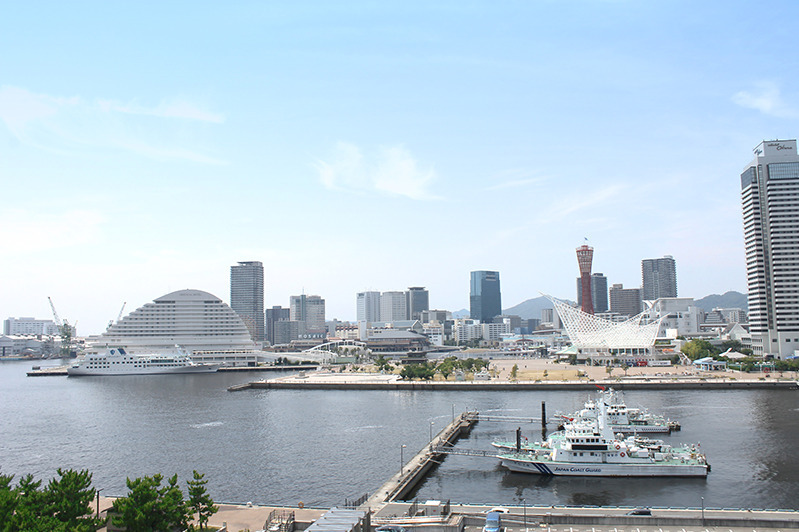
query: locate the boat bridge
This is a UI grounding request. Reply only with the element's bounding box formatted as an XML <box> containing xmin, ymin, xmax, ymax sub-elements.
<box><xmin>430</xmin><ymin>445</ymin><xmax>498</xmax><ymax>458</ymax></box>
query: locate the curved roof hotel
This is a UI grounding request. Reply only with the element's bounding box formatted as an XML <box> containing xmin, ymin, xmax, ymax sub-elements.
<box><xmin>89</xmin><ymin>289</ymin><xmax>260</xmax><ymax>366</ymax></box>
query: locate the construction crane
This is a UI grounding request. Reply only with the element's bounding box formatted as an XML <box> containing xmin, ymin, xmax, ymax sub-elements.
<box><xmin>109</xmin><ymin>302</ymin><xmax>127</xmax><ymax>329</ymax></box>
<box><xmin>48</xmin><ymin>296</ymin><xmax>75</xmax><ymax>357</ymax></box>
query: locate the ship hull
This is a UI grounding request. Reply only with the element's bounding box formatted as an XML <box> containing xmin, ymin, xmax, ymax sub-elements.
<box><xmin>67</xmin><ymin>364</ymin><xmax>219</xmax><ymax>376</ymax></box>
<box><xmin>499</xmin><ymin>457</ymin><xmax>707</xmax><ymax>477</ymax></box>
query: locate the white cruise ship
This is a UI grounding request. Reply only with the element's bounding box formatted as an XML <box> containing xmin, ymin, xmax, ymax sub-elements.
<box><xmin>67</xmin><ymin>347</ymin><xmax>219</xmax><ymax>376</ymax></box>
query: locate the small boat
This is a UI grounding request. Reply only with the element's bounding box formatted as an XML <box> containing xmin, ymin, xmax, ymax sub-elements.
<box><xmin>495</xmin><ymin>399</ymin><xmax>708</xmax><ymax>477</ymax></box>
<box><xmin>558</xmin><ymin>388</ymin><xmax>679</xmax><ymax>434</ymax></box>
<box><xmin>67</xmin><ymin>347</ymin><xmax>218</xmax><ymax>376</ymax></box>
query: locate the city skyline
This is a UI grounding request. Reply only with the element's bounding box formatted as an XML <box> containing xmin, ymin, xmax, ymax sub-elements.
<box><xmin>3</xmin><ymin>2</ymin><xmax>798</xmax><ymax>334</ymax></box>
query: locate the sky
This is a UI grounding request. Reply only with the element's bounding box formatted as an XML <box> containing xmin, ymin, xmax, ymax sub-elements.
<box><xmin>2</xmin><ymin>1</ymin><xmax>799</xmax><ymax>335</ymax></box>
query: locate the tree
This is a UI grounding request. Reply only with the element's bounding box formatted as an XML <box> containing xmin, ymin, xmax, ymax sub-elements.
<box><xmin>112</xmin><ymin>473</ymin><xmax>189</xmax><ymax>532</ymax></box>
<box><xmin>0</xmin><ymin>473</ymin><xmax>18</xmax><ymax>526</ymax></box>
<box><xmin>510</xmin><ymin>364</ymin><xmax>518</xmax><ymax>380</ymax></box>
<box><xmin>5</xmin><ymin>474</ymin><xmax>67</xmax><ymax>532</ymax></box>
<box><xmin>45</xmin><ymin>468</ymin><xmax>100</xmax><ymax>531</ymax></box>
<box><xmin>681</xmin><ymin>339</ymin><xmax>719</xmax><ymax>360</ymax></box>
<box><xmin>187</xmin><ymin>471</ymin><xmax>218</xmax><ymax>530</ymax></box>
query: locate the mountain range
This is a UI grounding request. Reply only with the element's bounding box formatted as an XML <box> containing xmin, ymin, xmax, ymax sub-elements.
<box><xmin>452</xmin><ymin>291</ymin><xmax>747</xmax><ymax>320</ymax></box>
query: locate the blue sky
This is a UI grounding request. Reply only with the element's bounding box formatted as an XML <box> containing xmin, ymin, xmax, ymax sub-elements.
<box><xmin>2</xmin><ymin>1</ymin><xmax>799</xmax><ymax>334</ymax></box>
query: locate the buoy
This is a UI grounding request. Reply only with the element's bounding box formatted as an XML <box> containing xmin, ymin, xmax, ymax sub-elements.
<box><xmin>615</xmin><ymin>444</ymin><xmax>620</xmax><ymax>449</ymax></box>
<box><xmin>620</xmin><ymin>451</ymin><xmax>626</xmax><ymax>457</ymax></box>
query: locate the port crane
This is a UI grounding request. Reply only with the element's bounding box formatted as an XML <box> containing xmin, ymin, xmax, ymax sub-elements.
<box><xmin>108</xmin><ymin>302</ymin><xmax>127</xmax><ymax>329</ymax></box>
<box><xmin>48</xmin><ymin>296</ymin><xmax>75</xmax><ymax>357</ymax></box>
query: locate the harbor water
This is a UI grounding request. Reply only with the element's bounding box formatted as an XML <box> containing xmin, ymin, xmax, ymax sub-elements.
<box><xmin>1</xmin><ymin>360</ymin><xmax>798</xmax><ymax>509</ymax></box>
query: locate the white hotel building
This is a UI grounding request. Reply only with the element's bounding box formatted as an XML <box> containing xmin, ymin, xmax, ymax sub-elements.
<box><xmin>741</xmin><ymin>139</ymin><xmax>799</xmax><ymax>358</ymax></box>
<box><xmin>89</xmin><ymin>289</ymin><xmax>260</xmax><ymax>366</ymax></box>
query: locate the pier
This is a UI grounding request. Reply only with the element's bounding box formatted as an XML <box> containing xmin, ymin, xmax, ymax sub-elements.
<box><xmin>363</xmin><ymin>411</ymin><xmax>479</xmax><ymax>509</ymax></box>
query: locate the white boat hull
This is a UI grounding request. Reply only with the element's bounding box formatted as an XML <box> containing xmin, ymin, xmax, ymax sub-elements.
<box><xmin>500</xmin><ymin>457</ymin><xmax>708</xmax><ymax>477</ymax></box>
<box><xmin>68</xmin><ymin>364</ymin><xmax>219</xmax><ymax>376</ymax></box>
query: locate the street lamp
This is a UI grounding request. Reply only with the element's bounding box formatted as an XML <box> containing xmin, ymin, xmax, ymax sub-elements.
<box><xmin>96</xmin><ymin>488</ymin><xmax>103</xmax><ymax>519</ymax></box>
<box><xmin>400</xmin><ymin>444</ymin><xmax>407</xmax><ymax>475</ymax></box>
<box><xmin>701</xmin><ymin>496</ymin><xmax>705</xmax><ymax>526</ymax></box>
<box><xmin>429</xmin><ymin>421</ymin><xmax>435</xmax><ymax>445</ymax></box>
<box><xmin>522</xmin><ymin>498</ymin><xmax>527</xmax><ymax>531</ymax></box>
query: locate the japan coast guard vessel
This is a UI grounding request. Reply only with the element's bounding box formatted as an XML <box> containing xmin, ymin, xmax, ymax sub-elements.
<box><xmin>496</xmin><ymin>399</ymin><xmax>709</xmax><ymax>477</ymax></box>
<box><xmin>67</xmin><ymin>347</ymin><xmax>219</xmax><ymax>376</ymax></box>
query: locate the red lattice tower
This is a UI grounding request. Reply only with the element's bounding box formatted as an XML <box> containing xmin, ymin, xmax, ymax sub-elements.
<box><xmin>576</xmin><ymin>245</ymin><xmax>594</xmax><ymax>315</ymax></box>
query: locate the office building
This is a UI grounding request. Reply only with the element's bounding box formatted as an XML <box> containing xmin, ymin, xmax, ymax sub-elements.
<box><xmin>406</xmin><ymin>287</ymin><xmax>429</xmax><ymax>321</ymax></box>
<box><xmin>741</xmin><ymin>139</ymin><xmax>799</xmax><ymax>357</ymax></box>
<box><xmin>470</xmin><ymin>270</ymin><xmax>502</xmax><ymax>323</ymax></box>
<box><xmin>420</xmin><ymin>309</ymin><xmax>449</xmax><ymax>323</ymax></box>
<box><xmin>642</xmin><ymin>256</ymin><xmax>677</xmax><ymax>300</ymax></box>
<box><xmin>290</xmin><ymin>295</ymin><xmax>326</xmax><ymax>333</ymax></box>
<box><xmin>577</xmin><ymin>273</ymin><xmax>608</xmax><ymax>313</ymax></box>
<box><xmin>230</xmin><ymin>261</ymin><xmax>264</xmax><ymax>342</ymax></box>
<box><xmin>356</xmin><ymin>291</ymin><xmax>381</xmax><ymax>322</ymax></box>
<box><xmin>609</xmin><ymin>284</ymin><xmax>642</xmax><ymax>317</ymax></box>
<box><xmin>380</xmin><ymin>291</ymin><xmax>407</xmax><ymax>323</ymax></box>
<box><xmin>266</xmin><ymin>306</ymin><xmax>290</xmax><ymax>345</ymax></box>
<box><xmin>4</xmin><ymin>317</ymin><xmax>60</xmax><ymax>336</ymax></box>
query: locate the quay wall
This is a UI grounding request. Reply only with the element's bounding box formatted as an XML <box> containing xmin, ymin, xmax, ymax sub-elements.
<box><xmin>229</xmin><ymin>379</ymin><xmax>798</xmax><ymax>392</ymax></box>
<box><xmin>461</xmin><ymin>512</ymin><xmax>799</xmax><ymax>529</ymax></box>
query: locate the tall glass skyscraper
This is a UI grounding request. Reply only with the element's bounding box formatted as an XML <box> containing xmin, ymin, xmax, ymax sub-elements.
<box><xmin>741</xmin><ymin>139</ymin><xmax>799</xmax><ymax>358</ymax></box>
<box><xmin>230</xmin><ymin>261</ymin><xmax>264</xmax><ymax>342</ymax></box>
<box><xmin>470</xmin><ymin>270</ymin><xmax>502</xmax><ymax>323</ymax></box>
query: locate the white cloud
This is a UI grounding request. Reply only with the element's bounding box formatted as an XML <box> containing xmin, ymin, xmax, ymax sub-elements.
<box><xmin>732</xmin><ymin>81</ymin><xmax>799</xmax><ymax>119</ymax></box>
<box><xmin>1</xmin><ymin>208</ymin><xmax>106</xmax><ymax>253</ymax></box>
<box><xmin>97</xmin><ymin>99</ymin><xmax>225</xmax><ymax>123</ymax></box>
<box><xmin>0</xmin><ymin>86</ymin><xmax>225</xmax><ymax>163</ymax></box>
<box><xmin>315</xmin><ymin>142</ymin><xmax>440</xmax><ymax>200</ymax></box>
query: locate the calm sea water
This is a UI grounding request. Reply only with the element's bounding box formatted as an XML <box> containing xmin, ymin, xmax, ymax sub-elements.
<box><xmin>1</xmin><ymin>360</ymin><xmax>798</xmax><ymax>509</ymax></box>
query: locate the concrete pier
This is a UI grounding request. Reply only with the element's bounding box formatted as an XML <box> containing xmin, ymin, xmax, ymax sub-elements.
<box><xmin>364</xmin><ymin>411</ymin><xmax>479</xmax><ymax>509</ymax></box>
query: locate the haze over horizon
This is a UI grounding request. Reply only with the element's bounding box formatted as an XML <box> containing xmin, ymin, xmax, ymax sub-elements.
<box><xmin>3</xmin><ymin>1</ymin><xmax>796</xmax><ymax>335</ymax></box>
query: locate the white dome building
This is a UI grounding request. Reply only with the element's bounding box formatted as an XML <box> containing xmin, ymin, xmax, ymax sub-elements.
<box><xmin>89</xmin><ymin>289</ymin><xmax>260</xmax><ymax>366</ymax></box>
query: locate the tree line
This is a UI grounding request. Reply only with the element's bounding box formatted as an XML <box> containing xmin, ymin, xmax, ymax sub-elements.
<box><xmin>0</xmin><ymin>468</ymin><xmax>218</xmax><ymax>531</ymax></box>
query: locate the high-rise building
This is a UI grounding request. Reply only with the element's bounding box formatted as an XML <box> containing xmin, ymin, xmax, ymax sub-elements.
<box><xmin>609</xmin><ymin>283</ymin><xmax>642</xmax><ymax>317</ymax></box>
<box><xmin>356</xmin><ymin>291</ymin><xmax>381</xmax><ymax>322</ymax></box>
<box><xmin>470</xmin><ymin>271</ymin><xmax>502</xmax><ymax>323</ymax></box>
<box><xmin>290</xmin><ymin>294</ymin><xmax>326</xmax><ymax>333</ymax></box>
<box><xmin>741</xmin><ymin>139</ymin><xmax>799</xmax><ymax>358</ymax></box>
<box><xmin>265</xmin><ymin>306</ymin><xmax>290</xmax><ymax>345</ymax></box>
<box><xmin>380</xmin><ymin>291</ymin><xmax>407</xmax><ymax>323</ymax></box>
<box><xmin>4</xmin><ymin>317</ymin><xmax>60</xmax><ymax>336</ymax></box>
<box><xmin>92</xmin><ymin>289</ymin><xmax>257</xmax><ymax>365</ymax></box>
<box><xmin>406</xmin><ymin>287</ymin><xmax>429</xmax><ymax>321</ymax></box>
<box><xmin>642</xmin><ymin>256</ymin><xmax>677</xmax><ymax>300</ymax></box>
<box><xmin>230</xmin><ymin>261</ymin><xmax>264</xmax><ymax>342</ymax></box>
<box><xmin>576</xmin><ymin>273</ymin><xmax>608</xmax><ymax>313</ymax></box>
<box><xmin>576</xmin><ymin>245</ymin><xmax>594</xmax><ymax>314</ymax></box>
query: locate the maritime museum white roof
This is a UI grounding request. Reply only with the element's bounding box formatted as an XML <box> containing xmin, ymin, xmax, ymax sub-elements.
<box><xmin>89</xmin><ymin>289</ymin><xmax>258</xmax><ymax>362</ymax></box>
<box><xmin>549</xmin><ymin>296</ymin><xmax>661</xmax><ymax>350</ymax></box>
